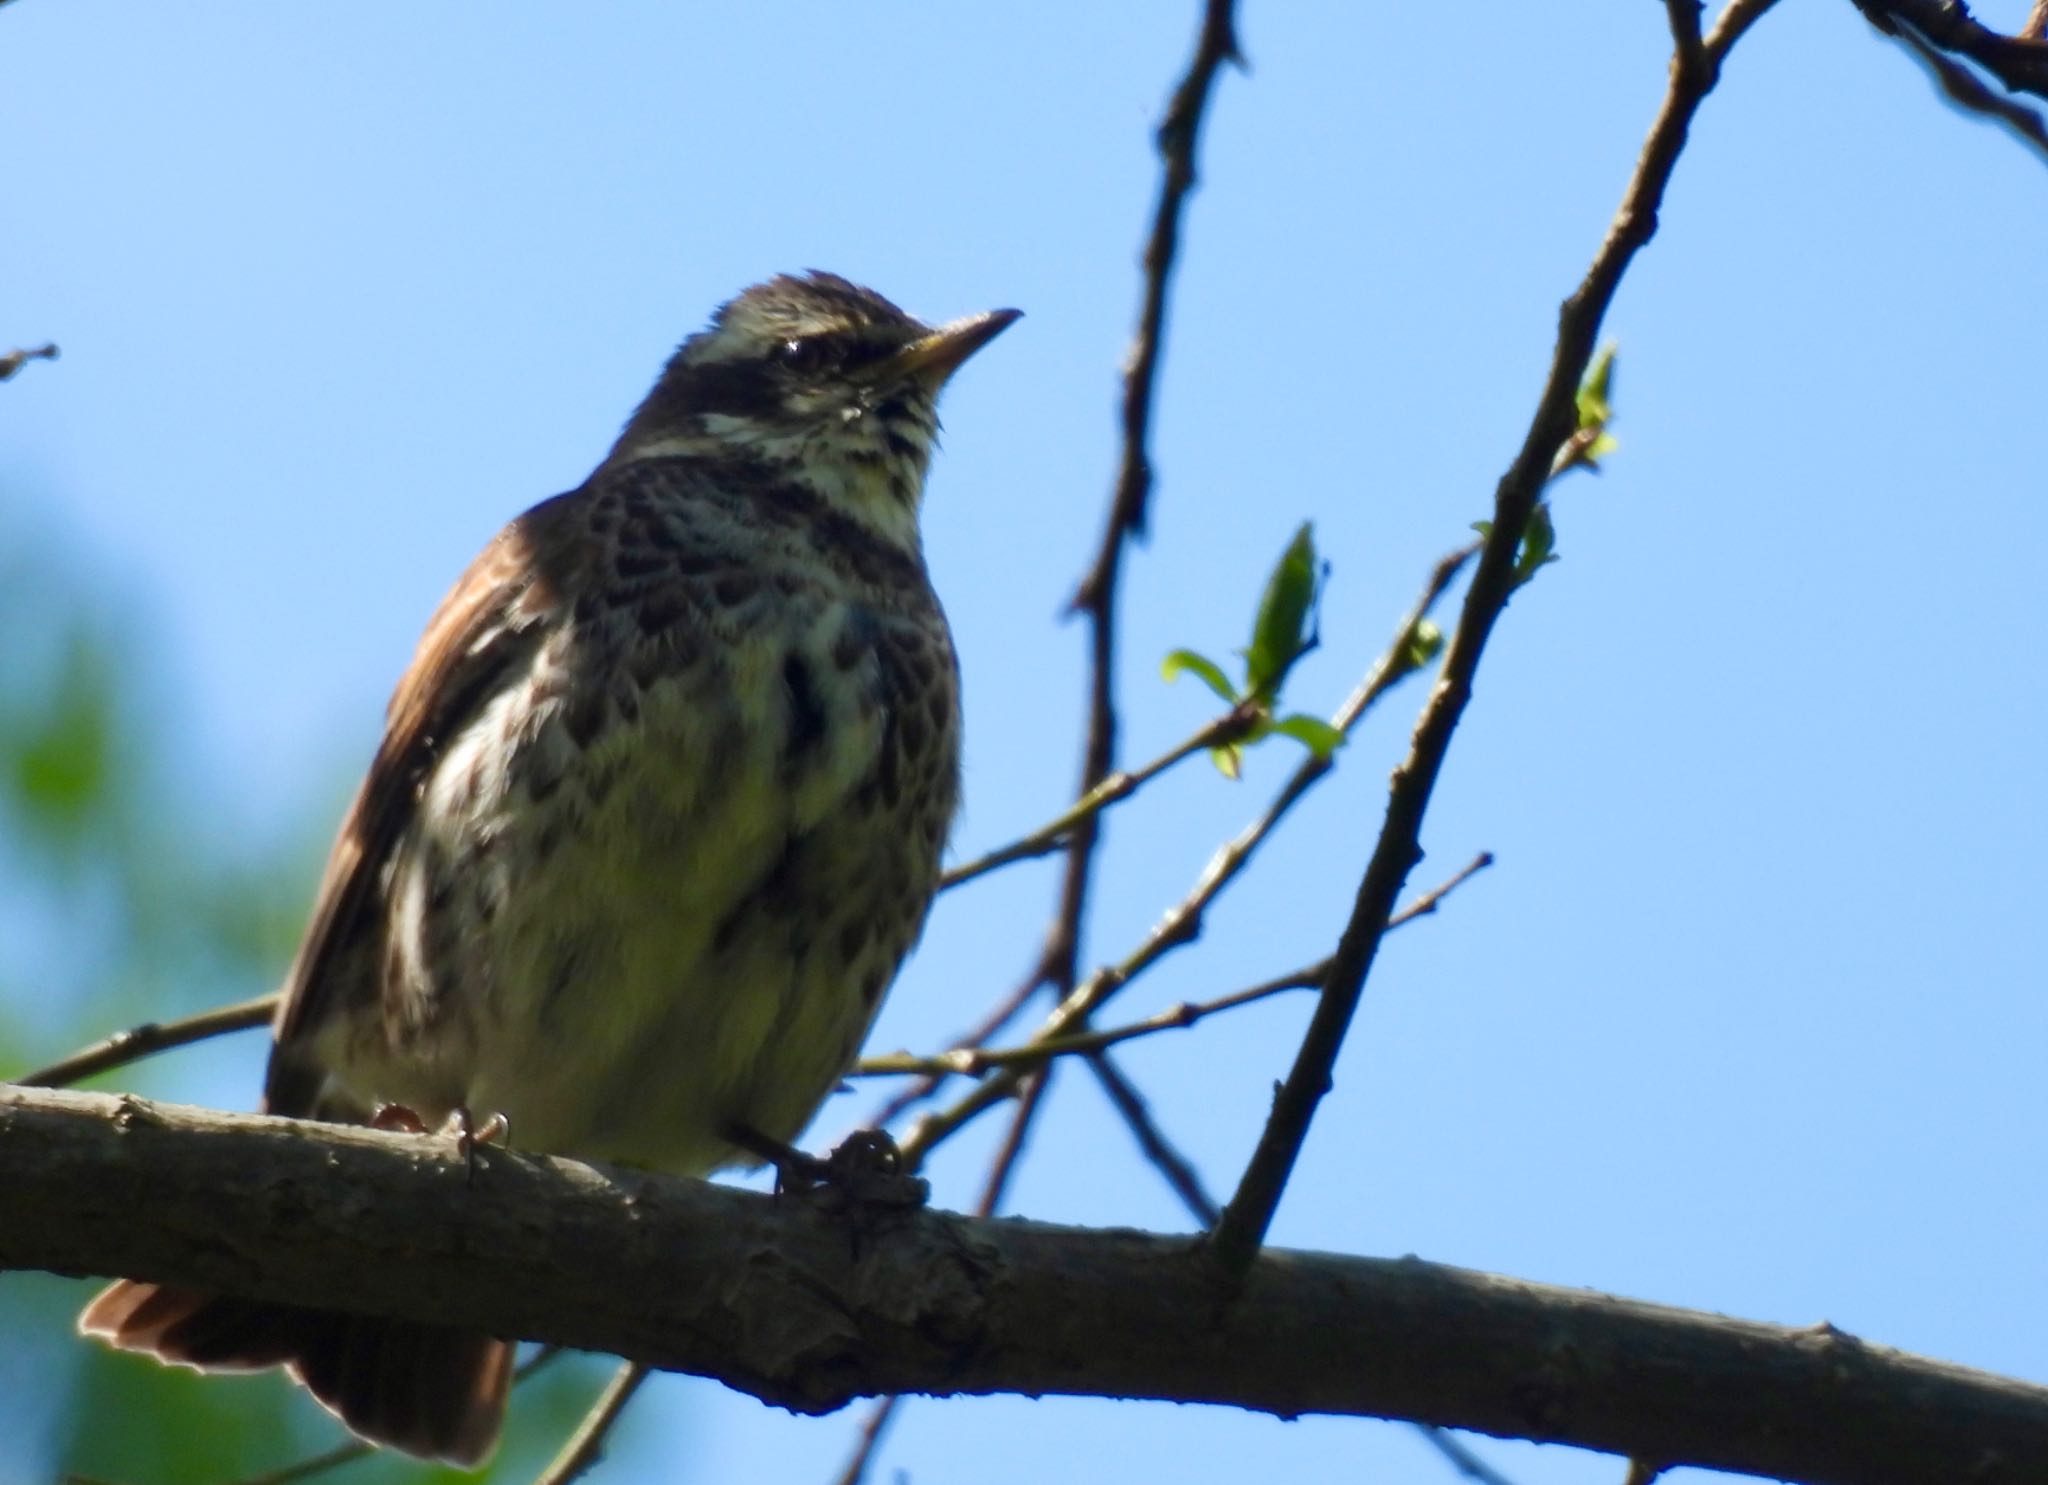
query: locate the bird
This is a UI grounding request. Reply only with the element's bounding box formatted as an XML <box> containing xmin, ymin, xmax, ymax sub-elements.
<box><xmin>78</xmin><ymin>271</ymin><xmax>1018</xmax><ymax>1465</ymax></box>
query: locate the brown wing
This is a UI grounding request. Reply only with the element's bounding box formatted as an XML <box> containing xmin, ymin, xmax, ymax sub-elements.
<box><xmin>263</xmin><ymin>490</ymin><xmax>589</xmax><ymax>1115</ymax></box>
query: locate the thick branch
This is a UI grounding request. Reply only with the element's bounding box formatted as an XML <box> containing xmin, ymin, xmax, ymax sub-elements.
<box><xmin>8</xmin><ymin>1086</ymin><xmax>2048</xmax><ymax>1485</ymax></box>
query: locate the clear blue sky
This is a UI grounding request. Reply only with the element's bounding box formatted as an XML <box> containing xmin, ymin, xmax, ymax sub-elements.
<box><xmin>6</xmin><ymin>3</ymin><xmax>2046</xmax><ymax>1482</ymax></box>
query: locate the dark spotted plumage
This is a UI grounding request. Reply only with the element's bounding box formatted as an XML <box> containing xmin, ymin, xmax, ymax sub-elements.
<box><xmin>80</xmin><ymin>272</ymin><xmax>1017</xmax><ymax>1466</ymax></box>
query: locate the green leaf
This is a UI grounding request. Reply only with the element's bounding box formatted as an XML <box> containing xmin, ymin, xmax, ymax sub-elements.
<box><xmin>1209</xmin><ymin>743</ymin><xmax>1244</xmax><ymax>780</ymax></box>
<box><xmin>1161</xmin><ymin>648</ymin><xmax>1240</xmax><ymax>704</ymax></box>
<box><xmin>1401</xmin><ymin>619</ymin><xmax>1444</xmax><ymax>672</ymax></box>
<box><xmin>1513</xmin><ymin>503</ymin><xmax>1562</xmax><ymax>588</ymax></box>
<box><xmin>1576</xmin><ymin>343</ymin><xmax>1617</xmax><ymax>430</ymax></box>
<box><xmin>1243</xmin><ymin>521</ymin><xmax>1323</xmax><ymax>703</ymax></box>
<box><xmin>1270</xmin><ymin>713</ymin><xmax>1347</xmax><ymax>759</ymax></box>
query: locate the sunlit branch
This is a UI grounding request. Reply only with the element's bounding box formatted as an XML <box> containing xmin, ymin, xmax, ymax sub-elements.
<box><xmin>19</xmin><ymin>993</ymin><xmax>279</xmax><ymax>1090</ymax></box>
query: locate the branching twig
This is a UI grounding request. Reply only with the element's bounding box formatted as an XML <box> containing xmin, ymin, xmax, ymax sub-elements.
<box><xmin>864</xmin><ymin>852</ymin><xmax>1489</xmax><ymax>1082</ymax></box>
<box><xmin>1039</xmin><ymin>0</ymin><xmax>1244</xmax><ymax>1004</ymax></box>
<box><xmin>1205</xmin><ymin>0</ymin><xmax>1782</xmax><ymax>1281</ymax></box>
<box><xmin>859</xmin><ymin>960</ymin><xmax>1326</xmax><ymax>1080</ymax></box>
<box><xmin>873</xmin><ymin>0</ymin><xmax>1244</xmax><ymax>1146</ymax></box>
<box><xmin>861</xmin><ymin>969</ymin><xmax>1044</xmax><ymax>1130</ymax></box>
<box><xmin>1086</xmin><ymin>1051</ymin><xmax>1219</xmax><ymax>1223</ymax></box>
<box><xmin>938</xmin><ymin>704</ymin><xmax>1256</xmax><ymax>894</ymax></box>
<box><xmin>18</xmin><ymin>993</ymin><xmax>278</xmax><ymax>1089</ymax></box>
<box><xmin>894</xmin><ymin>543</ymin><xmax>1474</xmax><ymax>1169</ymax></box>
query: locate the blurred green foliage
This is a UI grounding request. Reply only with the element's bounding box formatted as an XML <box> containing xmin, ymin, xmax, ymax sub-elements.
<box><xmin>0</xmin><ymin>529</ymin><xmax>628</xmax><ymax>1483</ymax></box>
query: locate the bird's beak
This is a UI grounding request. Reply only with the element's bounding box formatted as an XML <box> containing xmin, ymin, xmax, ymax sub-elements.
<box><xmin>885</xmin><ymin>307</ymin><xmax>1023</xmax><ymax>386</ymax></box>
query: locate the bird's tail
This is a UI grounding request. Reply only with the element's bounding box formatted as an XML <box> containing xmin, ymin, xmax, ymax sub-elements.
<box><xmin>78</xmin><ymin>1279</ymin><xmax>513</xmax><ymax>1467</ymax></box>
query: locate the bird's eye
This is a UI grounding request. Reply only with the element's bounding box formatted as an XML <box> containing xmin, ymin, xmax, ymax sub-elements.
<box><xmin>778</xmin><ymin>337</ymin><xmax>837</xmax><ymax>373</ymax></box>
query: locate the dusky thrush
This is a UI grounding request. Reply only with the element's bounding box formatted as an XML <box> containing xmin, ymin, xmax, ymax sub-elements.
<box><xmin>79</xmin><ymin>271</ymin><xmax>1018</xmax><ymax>1463</ymax></box>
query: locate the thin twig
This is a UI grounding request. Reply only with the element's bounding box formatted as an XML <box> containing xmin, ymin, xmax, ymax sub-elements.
<box><xmin>1041</xmin><ymin>0</ymin><xmax>1244</xmax><ymax>1009</ymax></box>
<box><xmin>1416</xmin><ymin>1427</ymin><xmax>1525</xmax><ymax>1485</ymax></box>
<box><xmin>976</xmin><ymin>1064</ymin><xmax>1052</xmax><ymax>1217</ymax></box>
<box><xmin>0</xmin><ymin>343</ymin><xmax>60</xmax><ymax>381</ymax></box>
<box><xmin>893</xmin><ymin>855</ymin><xmax>1491</xmax><ymax>1217</ymax></box>
<box><xmin>1073</xmin><ymin>0</ymin><xmax>1243</xmax><ymax>585</ymax></box>
<box><xmin>827</xmin><ymin>1396</ymin><xmax>903</xmax><ymax>1485</ymax></box>
<box><xmin>938</xmin><ymin>706</ymin><xmax>1252</xmax><ymax>893</ymax></box>
<box><xmin>1622</xmin><ymin>1460</ymin><xmax>1666</xmax><ymax>1485</ymax></box>
<box><xmin>531</xmin><ymin>1361</ymin><xmax>651</xmax><ymax>1485</ymax></box>
<box><xmin>859</xmin><ymin>960</ymin><xmax>1325</xmax><ymax>1079</ymax></box>
<box><xmin>861</xmin><ymin>967</ymin><xmax>1044</xmax><ymax>1130</ymax></box>
<box><xmin>1086</xmin><ymin>1051</ymin><xmax>1218</xmax><ymax>1223</ymax></box>
<box><xmin>19</xmin><ymin>993</ymin><xmax>279</xmax><ymax>1088</ymax></box>
<box><xmin>1205</xmin><ymin>0</ymin><xmax>1782</xmax><ymax>1281</ymax></box>
<box><xmin>877</xmin><ymin>0</ymin><xmax>1245</xmax><ymax>1142</ymax></box>
<box><xmin>1387</xmin><ymin>849</ymin><xmax>1495</xmax><ymax>930</ymax></box>
<box><xmin>894</xmin><ymin>543</ymin><xmax>1474</xmax><ymax>1170</ymax></box>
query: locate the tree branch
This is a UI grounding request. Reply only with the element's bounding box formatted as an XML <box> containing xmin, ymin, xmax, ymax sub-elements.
<box><xmin>1884</xmin><ymin>9</ymin><xmax>2048</xmax><ymax>160</ymax></box>
<box><xmin>10</xmin><ymin>1086</ymin><xmax>2048</xmax><ymax>1485</ymax></box>
<box><xmin>936</xmin><ymin>704</ymin><xmax>1257</xmax><ymax>894</ymax></box>
<box><xmin>1206</xmin><ymin>0</ymin><xmax>1781</xmax><ymax>1280</ymax></box>
<box><xmin>1039</xmin><ymin>0</ymin><xmax>1243</xmax><ymax>1004</ymax></box>
<box><xmin>884</xmin><ymin>0</ymin><xmax>1246</xmax><ymax>1150</ymax></box>
<box><xmin>863</xmin><ymin>850</ymin><xmax>1488</xmax><ymax>1082</ymax></box>
<box><xmin>1852</xmin><ymin>0</ymin><xmax>2048</xmax><ymax>101</ymax></box>
<box><xmin>19</xmin><ymin>993</ymin><xmax>278</xmax><ymax>1089</ymax></box>
<box><xmin>894</xmin><ymin>541</ymin><xmax>1474</xmax><ymax>1169</ymax></box>
<box><xmin>533</xmin><ymin>1361</ymin><xmax>649</xmax><ymax>1485</ymax></box>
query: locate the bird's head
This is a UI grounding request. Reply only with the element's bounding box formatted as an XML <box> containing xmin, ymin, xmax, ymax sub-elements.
<box><xmin>605</xmin><ymin>272</ymin><xmax>1019</xmax><ymax>541</ymax></box>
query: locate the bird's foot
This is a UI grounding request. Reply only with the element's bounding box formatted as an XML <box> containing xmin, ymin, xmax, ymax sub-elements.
<box><xmin>443</xmin><ymin>1107</ymin><xmax>511</xmax><ymax>1183</ymax></box>
<box><xmin>724</xmin><ymin>1123</ymin><xmax>929</xmax><ymax>1215</ymax></box>
<box><xmin>369</xmin><ymin>1102</ymin><xmax>430</xmax><ymax>1134</ymax></box>
<box><xmin>369</xmin><ymin>1102</ymin><xmax>509</xmax><ymax>1183</ymax></box>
